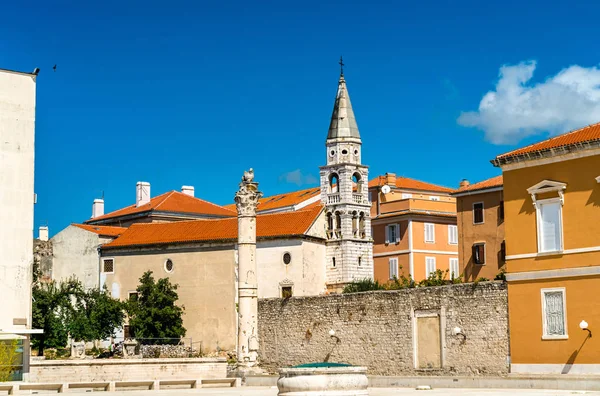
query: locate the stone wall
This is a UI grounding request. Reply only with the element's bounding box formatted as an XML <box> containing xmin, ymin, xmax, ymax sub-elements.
<box><xmin>28</xmin><ymin>358</ymin><xmax>226</xmax><ymax>383</ymax></box>
<box><xmin>258</xmin><ymin>281</ymin><xmax>508</xmax><ymax>376</ymax></box>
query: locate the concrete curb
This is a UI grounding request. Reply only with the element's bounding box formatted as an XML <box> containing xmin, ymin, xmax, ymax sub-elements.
<box><xmin>244</xmin><ymin>375</ymin><xmax>600</xmax><ymax>391</ymax></box>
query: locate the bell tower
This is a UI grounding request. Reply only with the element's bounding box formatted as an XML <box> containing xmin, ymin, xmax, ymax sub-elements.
<box><xmin>319</xmin><ymin>61</ymin><xmax>374</xmax><ymax>292</ymax></box>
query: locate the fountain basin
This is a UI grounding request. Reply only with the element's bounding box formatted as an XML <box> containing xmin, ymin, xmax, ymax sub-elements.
<box><xmin>278</xmin><ymin>363</ymin><xmax>368</xmax><ymax>395</ymax></box>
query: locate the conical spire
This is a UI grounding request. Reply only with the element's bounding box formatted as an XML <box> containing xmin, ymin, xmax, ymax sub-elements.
<box><xmin>327</xmin><ymin>74</ymin><xmax>360</xmax><ymax>140</ymax></box>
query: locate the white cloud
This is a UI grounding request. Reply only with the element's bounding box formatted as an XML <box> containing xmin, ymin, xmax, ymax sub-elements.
<box><xmin>279</xmin><ymin>169</ymin><xmax>318</xmax><ymax>186</ymax></box>
<box><xmin>458</xmin><ymin>61</ymin><xmax>600</xmax><ymax>144</ymax></box>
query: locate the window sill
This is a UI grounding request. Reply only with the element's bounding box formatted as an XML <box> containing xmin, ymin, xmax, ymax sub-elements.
<box><xmin>542</xmin><ymin>335</ymin><xmax>568</xmax><ymax>340</ymax></box>
<box><xmin>536</xmin><ymin>250</ymin><xmax>564</xmax><ymax>257</ymax></box>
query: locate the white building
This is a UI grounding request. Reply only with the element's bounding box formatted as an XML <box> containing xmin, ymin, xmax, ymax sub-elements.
<box><xmin>0</xmin><ymin>67</ymin><xmax>40</xmax><ymax>379</ymax></box>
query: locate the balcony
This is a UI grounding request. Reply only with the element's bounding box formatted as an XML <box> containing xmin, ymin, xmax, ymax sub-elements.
<box><xmin>328</xmin><ymin>193</ymin><xmax>340</xmax><ymax>204</ymax></box>
<box><xmin>352</xmin><ymin>193</ymin><xmax>363</xmax><ymax>204</ymax></box>
<box><xmin>379</xmin><ymin>198</ymin><xmax>456</xmax><ymax>217</ymax></box>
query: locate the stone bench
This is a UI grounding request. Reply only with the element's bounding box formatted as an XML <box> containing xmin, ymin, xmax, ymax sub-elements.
<box><xmin>16</xmin><ymin>383</ymin><xmax>65</xmax><ymax>393</ymax></box>
<box><xmin>157</xmin><ymin>379</ymin><xmax>200</xmax><ymax>389</ymax></box>
<box><xmin>114</xmin><ymin>380</ymin><xmax>157</xmax><ymax>391</ymax></box>
<box><xmin>66</xmin><ymin>382</ymin><xmax>111</xmax><ymax>392</ymax></box>
<box><xmin>201</xmin><ymin>378</ymin><xmax>239</xmax><ymax>387</ymax></box>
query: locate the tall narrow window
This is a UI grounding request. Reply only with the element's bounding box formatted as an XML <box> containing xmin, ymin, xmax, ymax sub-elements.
<box><xmin>424</xmin><ymin>223</ymin><xmax>435</xmax><ymax>243</ymax></box>
<box><xmin>537</xmin><ymin>200</ymin><xmax>562</xmax><ymax>253</ymax></box>
<box><xmin>449</xmin><ymin>258</ymin><xmax>459</xmax><ymax>279</ymax></box>
<box><xmin>499</xmin><ymin>201</ymin><xmax>505</xmax><ymax>221</ymax></box>
<box><xmin>472</xmin><ymin>243</ymin><xmax>485</xmax><ymax>265</ymax></box>
<box><xmin>448</xmin><ymin>225</ymin><xmax>458</xmax><ymax>245</ymax></box>
<box><xmin>500</xmin><ymin>240</ymin><xmax>506</xmax><ymax>262</ymax></box>
<box><xmin>473</xmin><ymin>202</ymin><xmax>484</xmax><ymax>224</ymax></box>
<box><xmin>542</xmin><ymin>288</ymin><xmax>567</xmax><ymax>339</ymax></box>
<box><xmin>388</xmin><ymin>257</ymin><xmax>398</xmax><ymax>279</ymax></box>
<box><xmin>425</xmin><ymin>257</ymin><xmax>436</xmax><ymax>277</ymax></box>
<box><xmin>332</xmin><ymin>257</ymin><xmax>336</xmax><ymax>267</ymax></box>
<box><xmin>385</xmin><ymin>224</ymin><xmax>400</xmax><ymax>244</ymax></box>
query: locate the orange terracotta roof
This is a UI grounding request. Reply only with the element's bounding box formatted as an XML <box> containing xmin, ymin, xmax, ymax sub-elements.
<box><xmin>452</xmin><ymin>175</ymin><xmax>503</xmax><ymax>195</ymax></box>
<box><xmin>86</xmin><ymin>191</ymin><xmax>235</xmax><ymax>223</ymax></box>
<box><xmin>368</xmin><ymin>175</ymin><xmax>453</xmax><ymax>193</ymax></box>
<box><xmin>376</xmin><ymin>211</ymin><xmax>456</xmax><ymax>219</ymax></box>
<box><xmin>494</xmin><ymin>122</ymin><xmax>600</xmax><ymax>164</ymax></box>
<box><xmin>224</xmin><ymin>186</ymin><xmax>321</xmax><ymax>213</ymax></box>
<box><xmin>72</xmin><ymin>224</ymin><xmax>127</xmax><ymax>237</ymax></box>
<box><xmin>103</xmin><ymin>205</ymin><xmax>323</xmax><ymax>249</ymax></box>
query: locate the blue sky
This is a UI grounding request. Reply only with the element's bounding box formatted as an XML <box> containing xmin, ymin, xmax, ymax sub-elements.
<box><xmin>2</xmin><ymin>0</ymin><xmax>600</xmax><ymax>235</ymax></box>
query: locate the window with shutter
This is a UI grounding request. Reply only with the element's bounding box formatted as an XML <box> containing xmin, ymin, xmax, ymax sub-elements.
<box><xmin>448</xmin><ymin>225</ymin><xmax>458</xmax><ymax>245</ymax></box>
<box><xmin>472</xmin><ymin>243</ymin><xmax>485</xmax><ymax>265</ymax></box>
<box><xmin>542</xmin><ymin>288</ymin><xmax>567</xmax><ymax>339</ymax></box>
<box><xmin>473</xmin><ymin>202</ymin><xmax>484</xmax><ymax>224</ymax></box>
<box><xmin>424</xmin><ymin>223</ymin><xmax>435</xmax><ymax>243</ymax></box>
<box><xmin>385</xmin><ymin>225</ymin><xmax>390</xmax><ymax>244</ymax></box>
<box><xmin>389</xmin><ymin>258</ymin><xmax>398</xmax><ymax>279</ymax></box>
<box><xmin>537</xmin><ymin>200</ymin><xmax>562</xmax><ymax>253</ymax></box>
<box><xmin>425</xmin><ymin>257</ymin><xmax>436</xmax><ymax>277</ymax></box>
<box><xmin>449</xmin><ymin>258</ymin><xmax>459</xmax><ymax>279</ymax></box>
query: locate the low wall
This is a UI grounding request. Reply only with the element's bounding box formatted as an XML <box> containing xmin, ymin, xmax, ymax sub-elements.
<box><xmin>258</xmin><ymin>281</ymin><xmax>508</xmax><ymax>376</ymax></box>
<box><xmin>28</xmin><ymin>358</ymin><xmax>226</xmax><ymax>383</ymax></box>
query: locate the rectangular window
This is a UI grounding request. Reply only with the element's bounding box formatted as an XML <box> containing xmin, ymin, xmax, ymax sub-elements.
<box><xmin>128</xmin><ymin>291</ymin><xmax>139</xmax><ymax>302</ymax></box>
<box><xmin>424</xmin><ymin>223</ymin><xmax>435</xmax><ymax>243</ymax></box>
<box><xmin>385</xmin><ymin>224</ymin><xmax>400</xmax><ymax>244</ymax></box>
<box><xmin>541</xmin><ymin>288</ymin><xmax>567</xmax><ymax>339</ymax></box>
<box><xmin>281</xmin><ymin>286</ymin><xmax>293</xmax><ymax>299</ymax></box>
<box><xmin>500</xmin><ymin>240</ymin><xmax>506</xmax><ymax>262</ymax></box>
<box><xmin>472</xmin><ymin>243</ymin><xmax>485</xmax><ymax>265</ymax></box>
<box><xmin>473</xmin><ymin>202</ymin><xmax>484</xmax><ymax>224</ymax></box>
<box><xmin>499</xmin><ymin>201</ymin><xmax>505</xmax><ymax>221</ymax></box>
<box><xmin>448</xmin><ymin>225</ymin><xmax>458</xmax><ymax>245</ymax></box>
<box><xmin>389</xmin><ymin>257</ymin><xmax>399</xmax><ymax>279</ymax></box>
<box><xmin>425</xmin><ymin>257</ymin><xmax>436</xmax><ymax>277</ymax></box>
<box><xmin>368</xmin><ymin>191</ymin><xmax>373</xmax><ymax>202</ymax></box>
<box><xmin>537</xmin><ymin>200</ymin><xmax>563</xmax><ymax>253</ymax></box>
<box><xmin>102</xmin><ymin>258</ymin><xmax>114</xmax><ymax>273</ymax></box>
<box><xmin>429</xmin><ymin>196</ymin><xmax>440</xmax><ymax>201</ymax></box>
<box><xmin>401</xmin><ymin>193</ymin><xmax>413</xmax><ymax>199</ymax></box>
<box><xmin>371</xmin><ymin>226</ymin><xmax>374</xmax><ymax>241</ymax></box>
<box><xmin>449</xmin><ymin>258</ymin><xmax>459</xmax><ymax>279</ymax></box>
<box><xmin>332</xmin><ymin>257</ymin><xmax>336</xmax><ymax>267</ymax></box>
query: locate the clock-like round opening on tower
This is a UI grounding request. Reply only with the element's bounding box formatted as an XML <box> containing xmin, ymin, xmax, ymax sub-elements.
<box><xmin>342</xmin><ymin>149</ymin><xmax>348</xmax><ymax>155</ymax></box>
<box><xmin>283</xmin><ymin>252</ymin><xmax>292</xmax><ymax>265</ymax></box>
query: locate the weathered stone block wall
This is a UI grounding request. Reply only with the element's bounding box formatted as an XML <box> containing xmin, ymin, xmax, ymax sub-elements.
<box><xmin>258</xmin><ymin>281</ymin><xmax>508</xmax><ymax>376</ymax></box>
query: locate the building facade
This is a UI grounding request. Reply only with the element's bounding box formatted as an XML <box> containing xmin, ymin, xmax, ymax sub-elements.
<box><xmin>100</xmin><ymin>206</ymin><xmax>326</xmax><ymax>352</ymax></box>
<box><xmin>369</xmin><ymin>173</ymin><xmax>458</xmax><ymax>283</ymax></box>
<box><xmin>0</xmin><ymin>68</ymin><xmax>39</xmax><ymax>379</ymax></box>
<box><xmin>492</xmin><ymin>123</ymin><xmax>600</xmax><ymax>374</ymax></box>
<box><xmin>451</xmin><ymin>176</ymin><xmax>505</xmax><ymax>282</ymax></box>
<box><xmin>319</xmin><ymin>73</ymin><xmax>373</xmax><ymax>292</ymax></box>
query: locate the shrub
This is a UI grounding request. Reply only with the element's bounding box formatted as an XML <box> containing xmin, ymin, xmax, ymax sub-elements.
<box><xmin>342</xmin><ymin>278</ymin><xmax>386</xmax><ymax>293</ymax></box>
<box><xmin>0</xmin><ymin>340</ymin><xmax>20</xmax><ymax>382</ymax></box>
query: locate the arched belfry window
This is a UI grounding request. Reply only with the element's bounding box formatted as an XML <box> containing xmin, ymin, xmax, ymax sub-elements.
<box><xmin>352</xmin><ymin>172</ymin><xmax>362</xmax><ymax>193</ymax></box>
<box><xmin>329</xmin><ymin>173</ymin><xmax>339</xmax><ymax>194</ymax></box>
<box><xmin>335</xmin><ymin>211</ymin><xmax>342</xmax><ymax>237</ymax></box>
<box><xmin>359</xmin><ymin>212</ymin><xmax>366</xmax><ymax>238</ymax></box>
<box><xmin>352</xmin><ymin>211</ymin><xmax>358</xmax><ymax>237</ymax></box>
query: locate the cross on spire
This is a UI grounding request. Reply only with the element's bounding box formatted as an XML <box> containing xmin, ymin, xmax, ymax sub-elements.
<box><xmin>339</xmin><ymin>56</ymin><xmax>344</xmax><ymax>77</ymax></box>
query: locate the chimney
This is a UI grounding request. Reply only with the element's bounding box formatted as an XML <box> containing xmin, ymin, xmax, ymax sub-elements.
<box><xmin>92</xmin><ymin>198</ymin><xmax>105</xmax><ymax>218</ymax></box>
<box><xmin>39</xmin><ymin>226</ymin><xmax>48</xmax><ymax>242</ymax></box>
<box><xmin>136</xmin><ymin>182</ymin><xmax>151</xmax><ymax>207</ymax></box>
<box><xmin>459</xmin><ymin>179</ymin><xmax>470</xmax><ymax>188</ymax></box>
<box><xmin>181</xmin><ymin>186</ymin><xmax>195</xmax><ymax>197</ymax></box>
<box><xmin>385</xmin><ymin>172</ymin><xmax>396</xmax><ymax>187</ymax></box>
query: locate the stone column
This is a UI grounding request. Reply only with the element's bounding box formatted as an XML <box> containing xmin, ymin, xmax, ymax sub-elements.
<box><xmin>235</xmin><ymin>169</ymin><xmax>262</xmax><ymax>368</ymax></box>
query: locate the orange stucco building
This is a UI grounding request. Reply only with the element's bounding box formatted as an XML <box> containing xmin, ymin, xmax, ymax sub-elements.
<box><xmin>492</xmin><ymin>122</ymin><xmax>600</xmax><ymax>374</ymax></box>
<box><xmin>369</xmin><ymin>173</ymin><xmax>458</xmax><ymax>283</ymax></box>
<box><xmin>451</xmin><ymin>176</ymin><xmax>505</xmax><ymax>282</ymax></box>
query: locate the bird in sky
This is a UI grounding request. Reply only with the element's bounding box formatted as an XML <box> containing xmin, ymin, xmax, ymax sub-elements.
<box><xmin>53</xmin><ymin>64</ymin><xmax>57</xmax><ymax>72</ymax></box>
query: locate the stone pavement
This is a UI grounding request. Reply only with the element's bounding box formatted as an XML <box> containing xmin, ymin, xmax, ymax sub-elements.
<box><xmin>61</xmin><ymin>386</ymin><xmax>600</xmax><ymax>395</ymax></box>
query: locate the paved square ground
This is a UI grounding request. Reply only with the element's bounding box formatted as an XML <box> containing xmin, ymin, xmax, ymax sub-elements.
<box><xmin>63</xmin><ymin>387</ymin><xmax>600</xmax><ymax>395</ymax></box>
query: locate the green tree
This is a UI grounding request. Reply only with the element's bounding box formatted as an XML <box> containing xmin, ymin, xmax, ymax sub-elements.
<box><xmin>67</xmin><ymin>287</ymin><xmax>125</xmax><ymax>342</ymax></box>
<box><xmin>125</xmin><ymin>271</ymin><xmax>186</xmax><ymax>344</ymax></box>
<box><xmin>342</xmin><ymin>278</ymin><xmax>386</xmax><ymax>293</ymax></box>
<box><xmin>31</xmin><ymin>279</ymin><xmax>80</xmax><ymax>354</ymax></box>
